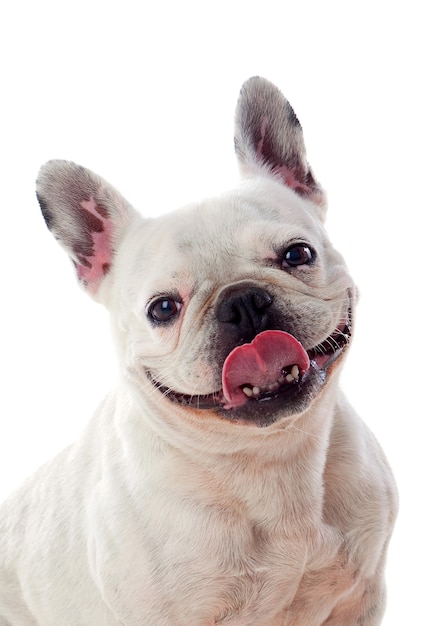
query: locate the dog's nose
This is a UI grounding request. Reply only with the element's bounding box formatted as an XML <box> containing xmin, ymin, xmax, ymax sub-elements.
<box><xmin>216</xmin><ymin>286</ymin><xmax>273</xmax><ymax>340</ymax></box>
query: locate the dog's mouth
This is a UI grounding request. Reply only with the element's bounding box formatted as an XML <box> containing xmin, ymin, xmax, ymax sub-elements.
<box><xmin>148</xmin><ymin>310</ymin><xmax>351</xmax><ymax>420</ymax></box>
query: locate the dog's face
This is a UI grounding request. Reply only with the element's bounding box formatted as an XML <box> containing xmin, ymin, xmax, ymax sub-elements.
<box><xmin>36</xmin><ymin>78</ymin><xmax>354</xmax><ymax>429</ymax></box>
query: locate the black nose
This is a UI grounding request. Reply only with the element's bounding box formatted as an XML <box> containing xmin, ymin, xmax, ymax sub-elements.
<box><xmin>216</xmin><ymin>286</ymin><xmax>273</xmax><ymax>342</ymax></box>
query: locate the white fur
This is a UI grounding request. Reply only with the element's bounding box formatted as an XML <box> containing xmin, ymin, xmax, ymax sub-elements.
<box><xmin>0</xmin><ymin>78</ymin><xmax>397</xmax><ymax>625</ymax></box>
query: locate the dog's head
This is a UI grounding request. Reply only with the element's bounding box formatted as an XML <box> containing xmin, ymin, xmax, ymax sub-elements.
<box><xmin>36</xmin><ymin>77</ymin><xmax>355</xmax><ymax>430</ymax></box>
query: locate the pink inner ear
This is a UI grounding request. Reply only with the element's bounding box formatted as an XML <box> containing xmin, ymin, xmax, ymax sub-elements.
<box><xmin>271</xmin><ymin>164</ymin><xmax>314</xmax><ymax>194</ymax></box>
<box><xmin>255</xmin><ymin>117</ymin><xmax>314</xmax><ymax>196</ymax></box>
<box><xmin>76</xmin><ymin>195</ymin><xmax>114</xmax><ymax>295</ymax></box>
<box><xmin>256</xmin><ymin>117</ymin><xmax>269</xmax><ymax>158</ymax></box>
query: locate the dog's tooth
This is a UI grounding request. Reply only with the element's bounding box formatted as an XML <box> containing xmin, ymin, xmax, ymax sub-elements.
<box><xmin>285</xmin><ymin>374</ymin><xmax>294</xmax><ymax>383</ymax></box>
<box><xmin>252</xmin><ymin>386</ymin><xmax>260</xmax><ymax>397</ymax></box>
<box><xmin>242</xmin><ymin>386</ymin><xmax>253</xmax><ymax>398</ymax></box>
<box><xmin>291</xmin><ymin>365</ymin><xmax>299</xmax><ymax>380</ymax></box>
<box><xmin>277</xmin><ymin>376</ymin><xmax>285</xmax><ymax>384</ymax></box>
<box><xmin>268</xmin><ymin>382</ymin><xmax>280</xmax><ymax>392</ymax></box>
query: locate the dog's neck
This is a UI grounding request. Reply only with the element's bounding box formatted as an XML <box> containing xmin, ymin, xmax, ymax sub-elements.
<box><xmin>116</xmin><ymin>375</ymin><xmax>340</xmax><ymax>529</ymax></box>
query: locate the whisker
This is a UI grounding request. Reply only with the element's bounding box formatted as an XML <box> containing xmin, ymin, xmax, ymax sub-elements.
<box><xmin>290</xmin><ymin>423</ymin><xmax>320</xmax><ymax>440</ymax></box>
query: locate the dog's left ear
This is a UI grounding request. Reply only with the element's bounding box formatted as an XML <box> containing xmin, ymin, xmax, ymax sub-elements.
<box><xmin>36</xmin><ymin>160</ymin><xmax>140</xmax><ymax>302</ymax></box>
<box><xmin>235</xmin><ymin>77</ymin><xmax>326</xmax><ymax>213</ymax></box>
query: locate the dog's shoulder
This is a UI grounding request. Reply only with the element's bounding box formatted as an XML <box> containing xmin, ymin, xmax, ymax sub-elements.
<box><xmin>323</xmin><ymin>394</ymin><xmax>398</xmax><ymax>571</ymax></box>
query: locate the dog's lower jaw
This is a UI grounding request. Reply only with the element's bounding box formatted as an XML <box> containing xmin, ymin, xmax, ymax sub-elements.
<box><xmin>146</xmin><ymin>357</ymin><xmax>343</xmax><ymax>429</ymax></box>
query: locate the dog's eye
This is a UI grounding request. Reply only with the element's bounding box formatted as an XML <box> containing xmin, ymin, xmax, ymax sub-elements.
<box><xmin>282</xmin><ymin>244</ymin><xmax>315</xmax><ymax>269</ymax></box>
<box><xmin>148</xmin><ymin>298</ymin><xmax>182</xmax><ymax>323</ymax></box>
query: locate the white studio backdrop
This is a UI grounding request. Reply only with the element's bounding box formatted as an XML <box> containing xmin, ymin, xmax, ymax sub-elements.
<box><xmin>1</xmin><ymin>2</ymin><xmax>428</xmax><ymax>624</ymax></box>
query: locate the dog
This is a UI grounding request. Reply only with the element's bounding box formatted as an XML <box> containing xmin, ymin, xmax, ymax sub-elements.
<box><xmin>0</xmin><ymin>77</ymin><xmax>397</xmax><ymax>625</ymax></box>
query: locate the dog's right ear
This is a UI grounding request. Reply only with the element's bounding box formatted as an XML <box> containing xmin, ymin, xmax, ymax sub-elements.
<box><xmin>234</xmin><ymin>77</ymin><xmax>326</xmax><ymax>213</ymax></box>
<box><xmin>36</xmin><ymin>160</ymin><xmax>139</xmax><ymax>302</ymax></box>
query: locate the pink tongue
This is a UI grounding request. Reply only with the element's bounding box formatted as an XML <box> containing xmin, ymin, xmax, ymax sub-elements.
<box><xmin>222</xmin><ymin>330</ymin><xmax>310</xmax><ymax>409</ymax></box>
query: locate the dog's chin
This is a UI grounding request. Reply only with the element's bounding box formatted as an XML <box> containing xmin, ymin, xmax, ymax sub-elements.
<box><xmin>147</xmin><ymin>312</ymin><xmax>352</xmax><ymax>428</ymax></box>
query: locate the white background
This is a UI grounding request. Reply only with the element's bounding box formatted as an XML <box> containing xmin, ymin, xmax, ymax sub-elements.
<box><xmin>1</xmin><ymin>1</ymin><xmax>428</xmax><ymax>623</ymax></box>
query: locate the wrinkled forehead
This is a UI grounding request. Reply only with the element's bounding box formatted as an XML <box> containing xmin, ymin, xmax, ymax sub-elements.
<box><xmin>119</xmin><ymin>180</ymin><xmax>326</xmax><ymax>299</ymax></box>
<box><xmin>167</xmin><ymin>181</ymin><xmax>324</xmax><ymax>257</ymax></box>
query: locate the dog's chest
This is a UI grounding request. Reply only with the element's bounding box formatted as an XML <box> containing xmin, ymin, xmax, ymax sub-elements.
<box><xmin>155</xmin><ymin>528</ymin><xmax>352</xmax><ymax>625</ymax></box>
<box><xmin>102</xmin><ymin>493</ymin><xmax>353</xmax><ymax>626</ymax></box>
<box><xmin>93</xmin><ymin>424</ymin><xmax>358</xmax><ymax>625</ymax></box>
<box><xmin>236</xmin><ymin>530</ymin><xmax>352</xmax><ymax>618</ymax></box>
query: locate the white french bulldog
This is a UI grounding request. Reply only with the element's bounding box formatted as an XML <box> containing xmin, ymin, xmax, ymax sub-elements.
<box><xmin>0</xmin><ymin>78</ymin><xmax>397</xmax><ymax>625</ymax></box>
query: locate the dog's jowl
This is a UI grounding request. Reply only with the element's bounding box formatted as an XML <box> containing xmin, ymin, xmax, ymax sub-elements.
<box><xmin>0</xmin><ymin>78</ymin><xmax>397</xmax><ymax>625</ymax></box>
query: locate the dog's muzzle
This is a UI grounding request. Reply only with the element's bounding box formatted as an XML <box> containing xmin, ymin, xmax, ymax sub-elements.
<box><xmin>147</xmin><ymin>286</ymin><xmax>352</xmax><ymax>426</ymax></box>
